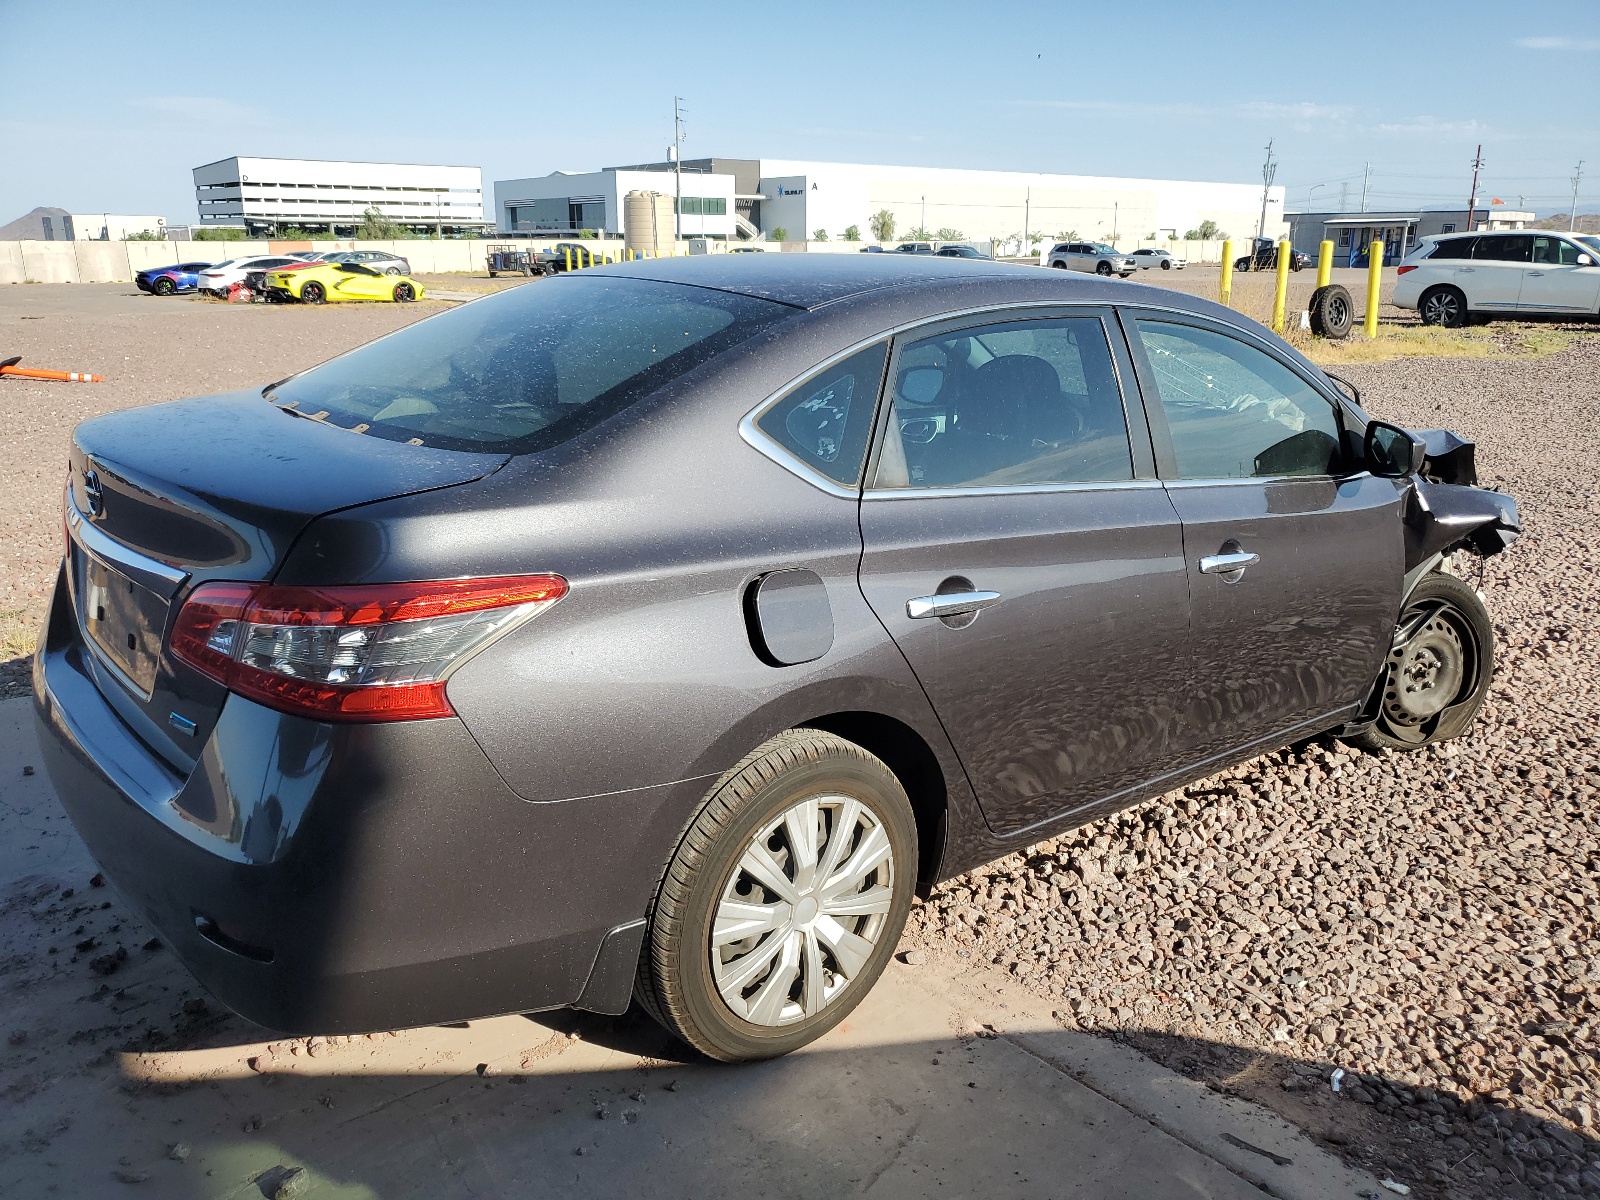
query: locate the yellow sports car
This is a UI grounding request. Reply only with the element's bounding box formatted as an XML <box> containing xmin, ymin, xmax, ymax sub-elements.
<box><xmin>265</xmin><ymin>261</ymin><xmax>425</xmax><ymax>304</ymax></box>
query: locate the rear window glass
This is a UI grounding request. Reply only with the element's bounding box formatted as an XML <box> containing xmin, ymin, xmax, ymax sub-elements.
<box><xmin>267</xmin><ymin>277</ymin><xmax>797</xmax><ymax>453</ymax></box>
<box><xmin>755</xmin><ymin>343</ymin><xmax>887</xmax><ymax>486</ymax></box>
<box><xmin>1427</xmin><ymin>238</ymin><xmax>1477</xmax><ymax>260</ymax></box>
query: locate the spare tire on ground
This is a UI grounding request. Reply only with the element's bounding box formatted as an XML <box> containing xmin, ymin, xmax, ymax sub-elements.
<box><xmin>1308</xmin><ymin>283</ymin><xmax>1355</xmax><ymax>339</ymax></box>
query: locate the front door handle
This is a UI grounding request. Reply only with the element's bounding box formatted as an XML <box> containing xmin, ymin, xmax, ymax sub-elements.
<box><xmin>1199</xmin><ymin>551</ymin><xmax>1260</xmax><ymax>576</ymax></box>
<box><xmin>906</xmin><ymin>590</ymin><xmax>1001</xmax><ymax>620</ymax></box>
<box><xmin>1526</xmin><ymin>271</ymin><xmax>1545</xmax><ymax>277</ymax></box>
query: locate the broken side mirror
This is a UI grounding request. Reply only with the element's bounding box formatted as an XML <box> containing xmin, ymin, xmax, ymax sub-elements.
<box><xmin>1365</xmin><ymin>420</ymin><xmax>1427</xmax><ymax>478</ymax></box>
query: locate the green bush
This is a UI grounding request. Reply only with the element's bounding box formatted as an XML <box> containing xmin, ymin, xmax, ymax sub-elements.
<box><xmin>577</xmin><ymin>228</ymin><xmax>597</xmax><ymax>240</ymax></box>
<box><xmin>122</xmin><ymin>230</ymin><xmax>165</xmax><ymax>241</ymax></box>
<box><xmin>192</xmin><ymin>227</ymin><xmax>248</xmax><ymax>241</ymax></box>
<box><xmin>770</xmin><ymin>227</ymin><xmax>789</xmax><ymax>242</ymax></box>
<box><xmin>903</xmin><ymin>226</ymin><xmax>934</xmax><ymax>242</ymax></box>
<box><xmin>1183</xmin><ymin>220</ymin><xmax>1225</xmax><ymax>241</ymax></box>
<box><xmin>843</xmin><ymin>225</ymin><xmax>860</xmax><ymax>241</ymax></box>
<box><xmin>935</xmin><ymin>227</ymin><xmax>963</xmax><ymax>241</ymax></box>
<box><xmin>812</xmin><ymin>228</ymin><xmax>829</xmax><ymax>241</ymax></box>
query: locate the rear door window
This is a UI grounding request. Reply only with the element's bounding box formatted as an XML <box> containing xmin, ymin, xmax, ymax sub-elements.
<box><xmin>1134</xmin><ymin>319</ymin><xmax>1343</xmax><ymax>479</ymax></box>
<box><xmin>1473</xmin><ymin>234</ymin><xmax>1533</xmax><ymax>262</ymax></box>
<box><xmin>872</xmin><ymin>316</ymin><xmax>1134</xmax><ymax>489</ymax></box>
<box><xmin>268</xmin><ymin>277</ymin><xmax>798</xmax><ymax>453</ymax></box>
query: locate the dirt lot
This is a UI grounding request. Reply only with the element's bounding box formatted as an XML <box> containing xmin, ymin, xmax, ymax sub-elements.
<box><xmin>3</xmin><ymin>277</ymin><xmax>1600</xmax><ymax>1198</ymax></box>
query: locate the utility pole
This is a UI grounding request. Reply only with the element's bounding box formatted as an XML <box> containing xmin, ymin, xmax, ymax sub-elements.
<box><xmin>1257</xmin><ymin>139</ymin><xmax>1276</xmax><ymax>241</ymax></box>
<box><xmin>921</xmin><ymin>195</ymin><xmax>926</xmax><ymax>236</ymax></box>
<box><xmin>1023</xmin><ymin>188</ymin><xmax>1030</xmax><ymax>257</ymax></box>
<box><xmin>1360</xmin><ymin>162</ymin><xmax>1371</xmax><ymax>212</ymax></box>
<box><xmin>1113</xmin><ymin>200</ymin><xmax>1119</xmax><ymax>242</ymax></box>
<box><xmin>1339</xmin><ymin>182</ymin><xmax>1349</xmax><ymax>213</ymax></box>
<box><xmin>673</xmin><ymin>96</ymin><xmax>685</xmax><ymax>243</ymax></box>
<box><xmin>1464</xmin><ymin>144</ymin><xmax>1484</xmax><ymax>233</ymax></box>
<box><xmin>1572</xmin><ymin>161</ymin><xmax>1586</xmax><ymax>232</ymax></box>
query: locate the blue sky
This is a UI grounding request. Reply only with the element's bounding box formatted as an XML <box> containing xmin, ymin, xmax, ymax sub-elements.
<box><xmin>2</xmin><ymin>0</ymin><xmax>1595</xmax><ymax>223</ymax></box>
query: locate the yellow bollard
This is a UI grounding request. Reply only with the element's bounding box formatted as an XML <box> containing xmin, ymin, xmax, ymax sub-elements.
<box><xmin>564</xmin><ymin>248</ymin><xmax>572</xmax><ymax>272</ymax></box>
<box><xmin>1316</xmin><ymin>240</ymin><xmax>1333</xmax><ymax>289</ymax></box>
<box><xmin>1218</xmin><ymin>239</ymin><xmax>1234</xmax><ymax>307</ymax></box>
<box><xmin>1364</xmin><ymin>239</ymin><xmax>1384</xmax><ymax>337</ymax></box>
<box><xmin>1271</xmin><ymin>239</ymin><xmax>1291</xmax><ymax>333</ymax></box>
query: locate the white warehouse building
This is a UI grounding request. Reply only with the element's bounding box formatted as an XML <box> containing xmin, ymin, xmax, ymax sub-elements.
<box><xmin>192</xmin><ymin>156</ymin><xmax>490</xmax><ymax>237</ymax></box>
<box><xmin>494</xmin><ymin>157</ymin><xmax>1283</xmax><ymax>246</ymax></box>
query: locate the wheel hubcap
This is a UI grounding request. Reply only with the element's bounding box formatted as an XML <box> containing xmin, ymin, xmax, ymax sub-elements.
<box><xmin>711</xmin><ymin>793</ymin><xmax>894</xmax><ymax>1027</ymax></box>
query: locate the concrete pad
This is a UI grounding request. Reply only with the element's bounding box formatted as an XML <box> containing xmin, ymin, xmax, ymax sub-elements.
<box><xmin>0</xmin><ymin>696</ymin><xmax>1382</xmax><ymax>1198</ymax></box>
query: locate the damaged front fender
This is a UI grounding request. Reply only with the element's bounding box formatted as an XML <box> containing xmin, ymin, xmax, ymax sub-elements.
<box><xmin>1404</xmin><ymin>481</ymin><xmax>1520</xmax><ymax>571</ymax></box>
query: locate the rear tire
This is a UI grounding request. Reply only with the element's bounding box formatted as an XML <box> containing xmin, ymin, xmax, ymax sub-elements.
<box><xmin>385</xmin><ymin>266</ymin><xmax>401</xmax><ymax>275</ymax></box>
<box><xmin>1308</xmin><ymin>283</ymin><xmax>1355</xmax><ymax>339</ymax></box>
<box><xmin>152</xmin><ymin>276</ymin><xmax>176</xmax><ymax>296</ymax></box>
<box><xmin>301</xmin><ymin>281</ymin><xmax>325</xmax><ymax>304</ymax></box>
<box><xmin>1050</xmin><ymin>261</ymin><xmax>1069</xmax><ymax>269</ymax></box>
<box><xmin>1419</xmin><ymin>285</ymin><xmax>1468</xmax><ymax>328</ymax></box>
<box><xmin>635</xmin><ymin>729</ymin><xmax>916</xmax><ymax>1062</ymax></box>
<box><xmin>1349</xmin><ymin>572</ymin><xmax>1493</xmax><ymax>753</ymax></box>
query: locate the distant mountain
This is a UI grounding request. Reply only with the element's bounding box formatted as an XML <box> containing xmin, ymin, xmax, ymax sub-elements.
<box><xmin>0</xmin><ymin>206</ymin><xmax>70</xmax><ymax>240</ymax></box>
<box><xmin>1532</xmin><ymin>212</ymin><xmax>1600</xmax><ymax>233</ymax></box>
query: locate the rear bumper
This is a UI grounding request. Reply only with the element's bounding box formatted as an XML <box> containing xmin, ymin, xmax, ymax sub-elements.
<box><xmin>32</xmin><ymin>569</ymin><xmax>702</xmax><ymax>1034</ymax></box>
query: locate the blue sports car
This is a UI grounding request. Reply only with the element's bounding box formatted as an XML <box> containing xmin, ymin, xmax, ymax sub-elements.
<box><xmin>134</xmin><ymin>262</ymin><xmax>213</xmax><ymax>296</ymax></box>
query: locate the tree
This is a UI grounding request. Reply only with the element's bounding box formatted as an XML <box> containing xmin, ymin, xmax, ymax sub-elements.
<box><xmin>843</xmin><ymin>224</ymin><xmax>860</xmax><ymax>241</ymax></box>
<box><xmin>1054</xmin><ymin>229</ymin><xmax>1078</xmax><ymax>241</ymax></box>
<box><xmin>192</xmin><ymin>227</ymin><xmax>247</xmax><ymax>241</ymax></box>
<box><xmin>770</xmin><ymin>226</ymin><xmax>790</xmax><ymax>242</ymax></box>
<box><xmin>122</xmin><ymin>229</ymin><xmax>164</xmax><ymax>241</ymax></box>
<box><xmin>935</xmin><ymin>227</ymin><xmax>963</xmax><ymax>241</ymax></box>
<box><xmin>868</xmin><ymin>209</ymin><xmax>895</xmax><ymax>242</ymax></box>
<box><xmin>904</xmin><ymin>225</ymin><xmax>934</xmax><ymax>242</ymax></box>
<box><xmin>812</xmin><ymin>228</ymin><xmax>829</xmax><ymax>241</ymax></box>
<box><xmin>576</xmin><ymin>228</ymin><xmax>597</xmax><ymax>240</ymax></box>
<box><xmin>358</xmin><ymin>205</ymin><xmax>402</xmax><ymax>240</ymax></box>
<box><xmin>1184</xmin><ymin>219</ymin><xmax>1224</xmax><ymax>241</ymax></box>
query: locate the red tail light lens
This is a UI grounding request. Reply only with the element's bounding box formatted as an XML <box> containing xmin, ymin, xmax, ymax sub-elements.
<box><xmin>170</xmin><ymin>575</ymin><xmax>567</xmax><ymax>722</ymax></box>
<box><xmin>1396</xmin><ymin>265</ymin><xmax>1418</xmax><ymax>275</ymax></box>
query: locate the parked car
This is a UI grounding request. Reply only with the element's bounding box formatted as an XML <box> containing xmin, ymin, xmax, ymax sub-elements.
<box><xmin>319</xmin><ymin>250</ymin><xmax>412</xmax><ymax>275</ymax></box>
<box><xmin>1234</xmin><ymin>238</ymin><xmax>1309</xmax><ymax>273</ymax></box>
<box><xmin>37</xmin><ymin>256</ymin><xmax>1518</xmax><ymax>1063</ymax></box>
<box><xmin>1128</xmin><ymin>248</ymin><xmax>1184</xmax><ymax>271</ymax></box>
<box><xmin>934</xmin><ymin>244</ymin><xmax>993</xmax><ymax>259</ymax></box>
<box><xmin>196</xmin><ymin>256</ymin><xmax>306</xmax><ymax>297</ymax></box>
<box><xmin>894</xmin><ymin>242</ymin><xmax>934</xmax><ymax>254</ymax></box>
<box><xmin>134</xmin><ymin>262</ymin><xmax>213</xmax><ymax>296</ymax></box>
<box><xmin>1392</xmin><ymin>231</ymin><xmax>1600</xmax><ymax>327</ymax></box>
<box><xmin>1046</xmin><ymin>241</ymin><xmax>1135</xmax><ymax>277</ymax></box>
<box><xmin>264</xmin><ymin>261</ymin><xmax>424</xmax><ymax>303</ymax></box>
<box><xmin>543</xmin><ymin>241</ymin><xmax>602</xmax><ymax>271</ymax></box>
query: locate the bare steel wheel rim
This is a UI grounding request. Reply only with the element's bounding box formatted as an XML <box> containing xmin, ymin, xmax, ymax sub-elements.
<box><xmin>1380</xmin><ymin>600</ymin><xmax>1476</xmax><ymax>742</ymax></box>
<box><xmin>711</xmin><ymin>792</ymin><xmax>894</xmax><ymax>1027</ymax></box>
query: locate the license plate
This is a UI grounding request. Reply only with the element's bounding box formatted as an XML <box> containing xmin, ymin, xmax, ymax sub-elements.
<box><xmin>80</xmin><ymin>551</ymin><xmax>169</xmax><ymax>696</ymax></box>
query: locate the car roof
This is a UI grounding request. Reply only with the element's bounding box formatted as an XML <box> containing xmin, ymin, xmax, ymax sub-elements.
<box><xmin>581</xmin><ymin>253</ymin><xmax>1231</xmax><ymax>317</ymax></box>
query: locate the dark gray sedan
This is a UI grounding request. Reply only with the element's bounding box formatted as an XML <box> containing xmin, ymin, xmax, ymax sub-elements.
<box><xmin>34</xmin><ymin>256</ymin><xmax>1518</xmax><ymax>1061</ymax></box>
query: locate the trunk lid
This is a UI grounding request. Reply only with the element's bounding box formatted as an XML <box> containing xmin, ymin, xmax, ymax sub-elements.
<box><xmin>64</xmin><ymin>390</ymin><xmax>508</xmax><ymax>772</ymax></box>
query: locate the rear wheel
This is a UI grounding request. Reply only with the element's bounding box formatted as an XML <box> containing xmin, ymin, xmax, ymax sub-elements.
<box><xmin>635</xmin><ymin>729</ymin><xmax>916</xmax><ymax>1061</ymax></box>
<box><xmin>1350</xmin><ymin>572</ymin><xmax>1493</xmax><ymax>753</ymax></box>
<box><xmin>393</xmin><ymin>282</ymin><xmax>416</xmax><ymax>302</ymax></box>
<box><xmin>152</xmin><ymin>276</ymin><xmax>176</xmax><ymax>296</ymax></box>
<box><xmin>385</xmin><ymin>266</ymin><xmax>402</xmax><ymax>275</ymax></box>
<box><xmin>1419</xmin><ymin>285</ymin><xmax>1468</xmax><ymax>328</ymax></box>
<box><xmin>1050</xmin><ymin>261</ymin><xmax>1069</xmax><ymax>269</ymax></box>
<box><xmin>300</xmin><ymin>281</ymin><xmax>325</xmax><ymax>304</ymax></box>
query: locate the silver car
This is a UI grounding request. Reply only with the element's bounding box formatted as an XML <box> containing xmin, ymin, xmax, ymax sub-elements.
<box><xmin>1128</xmin><ymin>248</ymin><xmax>1185</xmax><ymax>271</ymax></box>
<box><xmin>1046</xmin><ymin>241</ymin><xmax>1135</xmax><ymax>277</ymax></box>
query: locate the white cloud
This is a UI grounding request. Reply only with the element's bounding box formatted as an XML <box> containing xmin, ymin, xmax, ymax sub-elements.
<box><xmin>1515</xmin><ymin>36</ymin><xmax>1600</xmax><ymax>50</ymax></box>
<box><xmin>132</xmin><ymin>96</ymin><xmax>271</xmax><ymax>127</ymax></box>
<box><xmin>1376</xmin><ymin>116</ymin><xmax>1489</xmax><ymax>138</ymax></box>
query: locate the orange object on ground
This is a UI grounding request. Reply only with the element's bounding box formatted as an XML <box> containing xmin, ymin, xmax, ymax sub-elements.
<box><xmin>0</xmin><ymin>356</ymin><xmax>104</xmax><ymax>382</ymax></box>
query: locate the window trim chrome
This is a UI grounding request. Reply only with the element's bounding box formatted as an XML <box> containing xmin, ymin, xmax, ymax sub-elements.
<box><xmin>739</xmin><ymin>296</ymin><xmax>1353</xmax><ymax>498</ymax></box>
<box><xmin>66</xmin><ymin>493</ymin><xmax>191</xmax><ymax>601</ymax></box>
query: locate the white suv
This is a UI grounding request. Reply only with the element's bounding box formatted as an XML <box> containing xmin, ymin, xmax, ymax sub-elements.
<box><xmin>1392</xmin><ymin>231</ymin><xmax>1600</xmax><ymax>326</ymax></box>
<box><xmin>1045</xmin><ymin>241</ymin><xmax>1136</xmax><ymax>277</ymax></box>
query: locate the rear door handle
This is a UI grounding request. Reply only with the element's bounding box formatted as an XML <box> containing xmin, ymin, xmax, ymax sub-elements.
<box><xmin>906</xmin><ymin>590</ymin><xmax>1001</xmax><ymax>619</ymax></box>
<box><xmin>1199</xmin><ymin>551</ymin><xmax>1260</xmax><ymax>576</ymax></box>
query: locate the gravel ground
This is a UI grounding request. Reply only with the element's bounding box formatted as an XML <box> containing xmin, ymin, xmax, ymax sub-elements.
<box><xmin>904</xmin><ymin>331</ymin><xmax>1600</xmax><ymax>1199</ymax></box>
<box><xmin>5</xmin><ymin>281</ymin><xmax>1600</xmax><ymax>1198</ymax></box>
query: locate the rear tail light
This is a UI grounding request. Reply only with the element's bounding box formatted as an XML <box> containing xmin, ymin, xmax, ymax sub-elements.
<box><xmin>1396</xmin><ymin>265</ymin><xmax>1418</xmax><ymax>275</ymax></box>
<box><xmin>170</xmin><ymin>575</ymin><xmax>567</xmax><ymax>722</ymax></box>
